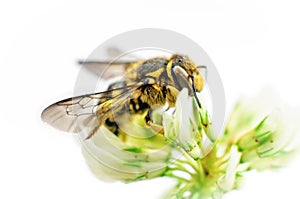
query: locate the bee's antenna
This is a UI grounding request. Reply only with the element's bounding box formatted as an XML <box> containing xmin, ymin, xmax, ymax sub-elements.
<box><xmin>191</xmin><ymin>75</ymin><xmax>202</xmax><ymax>109</ymax></box>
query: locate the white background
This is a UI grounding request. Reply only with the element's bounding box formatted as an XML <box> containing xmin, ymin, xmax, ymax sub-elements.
<box><xmin>1</xmin><ymin>0</ymin><xmax>300</xmax><ymax>198</ymax></box>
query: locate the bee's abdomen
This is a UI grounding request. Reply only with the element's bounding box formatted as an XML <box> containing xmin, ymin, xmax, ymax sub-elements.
<box><xmin>103</xmin><ymin>84</ymin><xmax>170</xmax><ymax>137</ymax></box>
<box><xmin>103</xmin><ymin>95</ymin><xmax>151</xmax><ymax>137</ymax></box>
<box><xmin>104</xmin><ymin>117</ymin><xmax>119</xmax><ymax>136</ymax></box>
<box><xmin>129</xmin><ymin>98</ymin><xmax>150</xmax><ymax>113</ymax></box>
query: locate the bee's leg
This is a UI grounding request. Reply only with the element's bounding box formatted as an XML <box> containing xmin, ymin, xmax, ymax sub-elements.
<box><xmin>104</xmin><ymin>116</ymin><xmax>128</xmax><ymax>141</ymax></box>
<box><xmin>144</xmin><ymin>109</ymin><xmax>164</xmax><ymax>135</ymax></box>
<box><xmin>148</xmin><ymin>121</ymin><xmax>164</xmax><ymax>135</ymax></box>
<box><xmin>165</xmin><ymin>85</ymin><xmax>179</xmax><ymax>107</ymax></box>
<box><xmin>131</xmin><ymin>83</ymin><xmax>165</xmax><ymax>134</ymax></box>
<box><xmin>145</xmin><ymin>109</ymin><xmax>152</xmax><ymax>123</ymax></box>
<box><xmin>130</xmin><ymin>98</ymin><xmax>163</xmax><ymax>135</ymax></box>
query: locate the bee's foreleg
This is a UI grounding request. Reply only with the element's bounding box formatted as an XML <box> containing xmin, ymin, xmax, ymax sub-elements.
<box><xmin>165</xmin><ymin>85</ymin><xmax>179</xmax><ymax>107</ymax></box>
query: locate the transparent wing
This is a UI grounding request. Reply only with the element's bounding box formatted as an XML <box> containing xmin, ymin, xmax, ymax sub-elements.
<box><xmin>41</xmin><ymin>84</ymin><xmax>142</xmax><ymax>135</ymax></box>
<box><xmin>77</xmin><ymin>60</ymin><xmax>134</xmax><ymax>79</ymax></box>
<box><xmin>78</xmin><ymin>48</ymin><xmax>140</xmax><ymax>78</ymax></box>
<box><xmin>105</xmin><ymin>47</ymin><xmax>140</xmax><ymax>60</ymax></box>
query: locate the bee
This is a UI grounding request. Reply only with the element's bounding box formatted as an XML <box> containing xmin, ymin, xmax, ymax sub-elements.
<box><xmin>41</xmin><ymin>54</ymin><xmax>205</xmax><ymax>139</ymax></box>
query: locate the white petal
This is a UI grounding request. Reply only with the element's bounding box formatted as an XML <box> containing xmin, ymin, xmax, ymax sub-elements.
<box><xmin>174</xmin><ymin>89</ymin><xmax>202</xmax><ymax>159</ymax></box>
<box><xmin>80</xmin><ymin>127</ymin><xmax>170</xmax><ymax>181</ymax></box>
<box><xmin>220</xmin><ymin>145</ymin><xmax>241</xmax><ymax>192</ymax></box>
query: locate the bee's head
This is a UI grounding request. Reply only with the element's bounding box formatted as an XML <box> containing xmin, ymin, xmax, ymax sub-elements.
<box><xmin>170</xmin><ymin>54</ymin><xmax>204</xmax><ymax>108</ymax></box>
<box><xmin>170</xmin><ymin>54</ymin><xmax>204</xmax><ymax>92</ymax></box>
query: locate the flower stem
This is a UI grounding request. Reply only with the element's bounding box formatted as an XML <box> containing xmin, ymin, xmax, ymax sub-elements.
<box><xmin>196</xmin><ymin>159</ymin><xmax>205</xmax><ymax>182</ymax></box>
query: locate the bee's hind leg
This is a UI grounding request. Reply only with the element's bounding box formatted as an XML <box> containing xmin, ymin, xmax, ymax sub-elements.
<box><xmin>145</xmin><ymin>109</ymin><xmax>152</xmax><ymax>124</ymax></box>
<box><xmin>145</xmin><ymin>109</ymin><xmax>164</xmax><ymax>135</ymax></box>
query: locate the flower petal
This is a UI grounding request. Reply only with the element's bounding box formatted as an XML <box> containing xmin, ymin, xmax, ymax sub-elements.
<box><xmin>81</xmin><ymin>127</ymin><xmax>171</xmax><ymax>182</ymax></box>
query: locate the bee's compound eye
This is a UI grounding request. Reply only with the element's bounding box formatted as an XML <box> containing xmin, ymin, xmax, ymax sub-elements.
<box><xmin>178</xmin><ymin>58</ymin><xmax>183</xmax><ymax>64</ymax></box>
<box><xmin>194</xmin><ymin>74</ymin><xmax>204</xmax><ymax>92</ymax></box>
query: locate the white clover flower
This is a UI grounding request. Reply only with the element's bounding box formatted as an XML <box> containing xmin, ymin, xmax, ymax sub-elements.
<box><xmin>80</xmin><ymin>88</ymin><xmax>213</xmax><ymax>183</ymax></box>
<box><xmin>163</xmin><ymin>89</ymin><xmax>298</xmax><ymax>199</ymax></box>
<box><xmin>77</xmin><ymin>88</ymin><xmax>297</xmax><ymax>199</ymax></box>
<box><xmin>224</xmin><ymin>89</ymin><xmax>298</xmax><ymax>171</ymax></box>
<box><xmin>218</xmin><ymin>145</ymin><xmax>241</xmax><ymax>192</ymax></box>
<box><xmin>236</xmin><ymin>108</ymin><xmax>298</xmax><ymax>170</ymax></box>
<box><xmin>163</xmin><ymin>88</ymin><xmax>215</xmax><ymax>160</ymax></box>
<box><xmin>81</xmin><ymin>126</ymin><xmax>172</xmax><ymax>182</ymax></box>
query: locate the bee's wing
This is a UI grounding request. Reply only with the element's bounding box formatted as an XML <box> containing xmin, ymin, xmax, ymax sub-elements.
<box><xmin>78</xmin><ymin>48</ymin><xmax>140</xmax><ymax>79</ymax></box>
<box><xmin>41</xmin><ymin>84</ymin><xmax>141</xmax><ymax>134</ymax></box>
<box><xmin>77</xmin><ymin>60</ymin><xmax>135</xmax><ymax>79</ymax></box>
<box><xmin>105</xmin><ymin>47</ymin><xmax>140</xmax><ymax>60</ymax></box>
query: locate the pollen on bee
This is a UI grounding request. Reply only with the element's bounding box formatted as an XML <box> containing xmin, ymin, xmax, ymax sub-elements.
<box><xmin>194</xmin><ymin>74</ymin><xmax>204</xmax><ymax>92</ymax></box>
<box><xmin>129</xmin><ymin>103</ymin><xmax>134</xmax><ymax>110</ymax></box>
